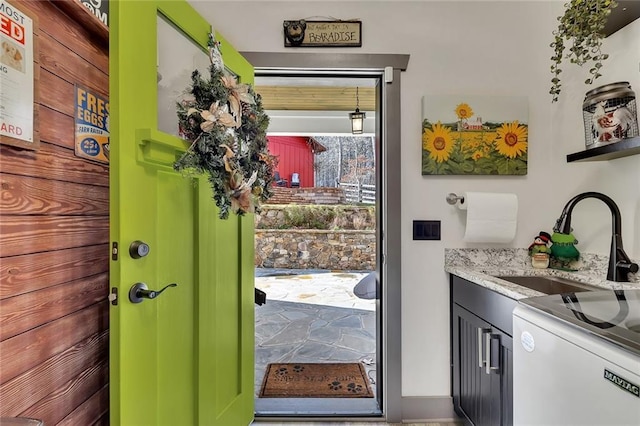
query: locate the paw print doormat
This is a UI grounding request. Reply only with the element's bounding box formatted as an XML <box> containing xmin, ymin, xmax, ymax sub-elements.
<box><xmin>259</xmin><ymin>362</ymin><xmax>373</xmax><ymax>398</ymax></box>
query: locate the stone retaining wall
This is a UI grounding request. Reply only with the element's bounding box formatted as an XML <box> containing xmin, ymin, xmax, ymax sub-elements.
<box><xmin>256</xmin><ymin>205</ymin><xmax>375</xmax><ymax>230</ymax></box>
<box><xmin>266</xmin><ymin>187</ymin><xmax>345</xmax><ymax>205</ymax></box>
<box><xmin>255</xmin><ymin>229</ymin><xmax>376</xmax><ymax>270</ymax></box>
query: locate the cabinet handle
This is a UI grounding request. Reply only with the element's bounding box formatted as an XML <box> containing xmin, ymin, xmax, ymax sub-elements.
<box><xmin>485</xmin><ymin>333</ymin><xmax>500</xmax><ymax>374</ymax></box>
<box><xmin>477</xmin><ymin>327</ymin><xmax>491</xmax><ymax>368</ymax></box>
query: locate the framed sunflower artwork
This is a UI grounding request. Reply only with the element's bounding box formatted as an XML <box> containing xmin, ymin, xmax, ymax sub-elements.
<box><xmin>421</xmin><ymin>95</ymin><xmax>528</xmax><ymax>175</ymax></box>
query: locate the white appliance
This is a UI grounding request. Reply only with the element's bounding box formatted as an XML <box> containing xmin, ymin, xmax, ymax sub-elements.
<box><xmin>513</xmin><ymin>289</ymin><xmax>640</xmax><ymax>426</ymax></box>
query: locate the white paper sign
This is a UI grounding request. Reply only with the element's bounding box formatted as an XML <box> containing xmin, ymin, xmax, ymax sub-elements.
<box><xmin>0</xmin><ymin>0</ymin><xmax>34</xmax><ymax>144</ymax></box>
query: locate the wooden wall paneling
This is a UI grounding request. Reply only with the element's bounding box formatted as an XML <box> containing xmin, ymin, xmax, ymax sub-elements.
<box><xmin>0</xmin><ymin>143</ymin><xmax>109</xmax><ymax>186</ymax></box>
<box><xmin>27</xmin><ymin>0</ymin><xmax>109</xmax><ymax>70</ymax></box>
<box><xmin>0</xmin><ymin>330</ymin><xmax>108</xmax><ymax>416</ymax></box>
<box><xmin>0</xmin><ymin>272</ymin><xmax>108</xmax><ymax>341</ymax></box>
<box><xmin>57</xmin><ymin>384</ymin><xmax>109</xmax><ymax>426</ymax></box>
<box><xmin>0</xmin><ymin>174</ymin><xmax>109</xmax><ymax>216</ymax></box>
<box><xmin>38</xmin><ymin>31</ymin><xmax>108</xmax><ymax>96</ymax></box>
<box><xmin>0</xmin><ymin>216</ymin><xmax>109</xmax><ymax>258</ymax></box>
<box><xmin>38</xmin><ymin>105</ymin><xmax>75</xmax><ymax>149</ymax></box>
<box><xmin>0</xmin><ymin>0</ymin><xmax>111</xmax><ymax>422</ymax></box>
<box><xmin>0</xmin><ymin>302</ymin><xmax>108</xmax><ymax>383</ymax></box>
<box><xmin>51</xmin><ymin>0</ymin><xmax>109</xmax><ymax>45</ymax></box>
<box><xmin>39</xmin><ymin>69</ymin><xmax>75</xmax><ymax>116</ymax></box>
<box><xmin>20</xmin><ymin>357</ymin><xmax>109</xmax><ymax>426</ymax></box>
<box><xmin>0</xmin><ymin>244</ymin><xmax>109</xmax><ymax>299</ymax></box>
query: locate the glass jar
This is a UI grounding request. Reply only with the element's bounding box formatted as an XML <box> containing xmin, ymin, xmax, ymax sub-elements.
<box><xmin>582</xmin><ymin>81</ymin><xmax>638</xmax><ymax>149</ymax></box>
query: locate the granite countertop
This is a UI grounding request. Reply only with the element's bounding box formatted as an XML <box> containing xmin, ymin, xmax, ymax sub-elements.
<box><xmin>445</xmin><ymin>248</ymin><xmax>640</xmax><ymax>300</ymax></box>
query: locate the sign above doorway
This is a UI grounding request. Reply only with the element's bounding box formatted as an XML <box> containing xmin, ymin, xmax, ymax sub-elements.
<box><xmin>283</xmin><ymin>20</ymin><xmax>362</xmax><ymax>47</ymax></box>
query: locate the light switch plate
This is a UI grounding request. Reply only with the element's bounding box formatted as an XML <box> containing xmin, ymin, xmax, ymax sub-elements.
<box><xmin>413</xmin><ymin>220</ymin><xmax>441</xmax><ymax>240</ymax></box>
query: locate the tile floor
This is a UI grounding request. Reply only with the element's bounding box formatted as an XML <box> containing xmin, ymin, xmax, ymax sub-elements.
<box><xmin>253</xmin><ymin>270</ymin><xmax>462</xmax><ymax>425</ymax></box>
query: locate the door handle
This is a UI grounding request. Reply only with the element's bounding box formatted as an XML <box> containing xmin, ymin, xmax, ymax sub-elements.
<box><xmin>477</xmin><ymin>327</ymin><xmax>491</xmax><ymax>368</ymax></box>
<box><xmin>485</xmin><ymin>332</ymin><xmax>500</xmax><ymax>374</ymax></box>
<box><xmin>129</xmin><ymin>282</ymin><xmax>177</xmax><ymax>303</ymax></box>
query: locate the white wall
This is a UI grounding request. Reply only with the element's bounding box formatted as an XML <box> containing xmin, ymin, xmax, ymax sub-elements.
<box><xmin>189</xmin><ymin>0</ymin><xmax>640</xmax><ymax>398</ymax></box>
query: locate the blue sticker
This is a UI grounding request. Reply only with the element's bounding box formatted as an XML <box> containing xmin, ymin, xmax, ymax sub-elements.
<box><xmin>80</xmin><ymin>137</ymin><xmax>100</xmax><ymax>156</ymax></box>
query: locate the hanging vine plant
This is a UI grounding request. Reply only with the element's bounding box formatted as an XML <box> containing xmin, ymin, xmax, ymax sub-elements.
<box><xmin>174</xmin><ymin>33</ymin><xmax>276</xmax><ymax>219</ymax></box>
<box><xmin>550</xmin><ymin>0</ymin><xmax>618</xmax><ymax>102</ymax></box>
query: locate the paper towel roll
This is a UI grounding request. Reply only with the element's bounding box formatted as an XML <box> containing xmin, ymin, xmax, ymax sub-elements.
<box><xmin>460</xmin><ymin>192</ymin><xmax>518</xmax><ymax>243</ymax></box>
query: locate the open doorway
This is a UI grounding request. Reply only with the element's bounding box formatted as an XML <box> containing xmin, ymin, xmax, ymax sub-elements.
<box><xmin>252</xmin><ymin>72</ymin><xmax>382</xmax><ymax>418</ymax></box>
<box><xmin>244</xmin><ymin>51</ymin><xmax>407</xmax><ymax>422</ymax></box>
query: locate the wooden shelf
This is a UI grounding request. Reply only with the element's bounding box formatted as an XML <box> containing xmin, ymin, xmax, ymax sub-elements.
<box><xmin>603</xmin><ymin>1</ymin><xmax>640</xmax><ymax>36</ymax></box>
<box><xmin>567</xmin><ymin>136</ymin><xmax>640</xmax><ymax>162</ymax></box>
<box><xmin>566</xmin><ymin>2</ymin><xmax>640</xmax><ymax>163</ymax></box>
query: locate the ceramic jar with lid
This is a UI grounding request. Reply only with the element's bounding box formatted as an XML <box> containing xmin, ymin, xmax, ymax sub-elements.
<box><xmin>582</xmin><ymin>81</ymin><xmax>639</xmax><ymax>149</ymax></box>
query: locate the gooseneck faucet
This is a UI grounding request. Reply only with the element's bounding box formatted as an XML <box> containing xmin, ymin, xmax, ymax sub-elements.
<box><xmin>554</xmin><ymin>192</ymin><xmax>638</xmax><ymax>282</ymax></box>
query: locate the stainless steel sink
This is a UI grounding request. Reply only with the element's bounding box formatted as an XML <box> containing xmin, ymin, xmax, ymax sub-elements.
<box><xmin>496</xmin><ymin>275</ymin><xmax>601</xmax><ymax>295</ymax></box>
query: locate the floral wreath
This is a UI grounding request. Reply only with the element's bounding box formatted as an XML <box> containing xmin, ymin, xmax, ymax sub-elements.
<box><xmin>174</xmin><ymin>33</ymin><xmax>276</xmax><ymax>219</ymax></box>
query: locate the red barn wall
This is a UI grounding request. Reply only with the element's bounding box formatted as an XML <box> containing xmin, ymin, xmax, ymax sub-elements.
<box><xmin>267</xmin><ymin>136</ymin><xmax>314</xmax><ymax>187</ymax></box>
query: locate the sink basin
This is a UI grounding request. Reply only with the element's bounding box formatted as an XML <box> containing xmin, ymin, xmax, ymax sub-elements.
<box><xmin>496</xmin><ymin>275</ymin><xmax>601</xmax><ymax>295</ymax></box>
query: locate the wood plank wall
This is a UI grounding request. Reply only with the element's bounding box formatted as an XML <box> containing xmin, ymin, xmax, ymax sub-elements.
<box><xmin>0</xmin><ymin>1</ymin><xmax>109</xmax><ymax>424</ymax></box>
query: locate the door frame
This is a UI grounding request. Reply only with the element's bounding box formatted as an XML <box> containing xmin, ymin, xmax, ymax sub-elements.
<box><xmin>243</xmin><ymin>51</ymin><xmax>408</xmax><ymax>423</ymax></box>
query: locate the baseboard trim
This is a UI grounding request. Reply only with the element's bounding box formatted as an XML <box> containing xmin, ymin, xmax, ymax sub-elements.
<box><xmin>401</xmin><ymin>396</ymin><xmax>459</xmax><ymax>422</ymax></box>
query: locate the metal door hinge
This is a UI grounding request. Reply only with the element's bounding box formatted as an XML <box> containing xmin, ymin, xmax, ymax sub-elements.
<box><xmin>109</xmin><ymin>287</ymin><xmax>118</xmax><ymax>305</ymax></box>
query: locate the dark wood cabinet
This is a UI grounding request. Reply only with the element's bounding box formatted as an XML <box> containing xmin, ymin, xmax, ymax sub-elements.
<box><xmin>451</xmin><ymin>275</ymin><xmax>516</xmax><ymax>426</ymax></box>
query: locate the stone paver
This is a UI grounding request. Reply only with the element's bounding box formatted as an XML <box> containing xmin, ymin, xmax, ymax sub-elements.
<box><xmin>255</xmin><ymin>271</ymin><xmax>374</xmax><ymax>310</ymax></box>
<box><xmin>254</xmin><ymin>270</ymin><xmax>376</xmax><ymax>396</ymax></box>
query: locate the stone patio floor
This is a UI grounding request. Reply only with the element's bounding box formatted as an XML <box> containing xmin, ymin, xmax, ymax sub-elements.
<box><xmin>254</xmin><ymin>269</ymin><xmax>377</xmax><ymax>397</ymax></box>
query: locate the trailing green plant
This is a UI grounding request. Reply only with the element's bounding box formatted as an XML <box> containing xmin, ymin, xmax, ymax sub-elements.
<box><xmin>550</xmin><ymin>0</ymin><xmax>618</xmax><ymax>102</ymax></box>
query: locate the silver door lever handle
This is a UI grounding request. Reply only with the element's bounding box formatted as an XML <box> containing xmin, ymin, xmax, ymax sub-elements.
<box><xmin>129</xmin><ymin>282</ymin><xmax>177</xmax><ymax>303</ymax></box>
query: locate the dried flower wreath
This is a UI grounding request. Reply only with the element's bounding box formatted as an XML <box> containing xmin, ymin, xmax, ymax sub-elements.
<box><xmin>174</xmin><ymin>33</ymin><xmax>275</xmax><ymax>219</ymax></box>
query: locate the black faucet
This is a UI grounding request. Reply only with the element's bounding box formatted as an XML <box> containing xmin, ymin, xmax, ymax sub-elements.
<box><xmin>554</xmin><ymin>192</ymin><xmax>638</xmax><ymax>282</ymax></box>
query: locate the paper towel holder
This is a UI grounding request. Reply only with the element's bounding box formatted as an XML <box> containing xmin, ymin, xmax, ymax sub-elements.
<box><xmin>446</xmin><ymin>193</ymin><xmax>464</xmax><ymax>206</ymax></box>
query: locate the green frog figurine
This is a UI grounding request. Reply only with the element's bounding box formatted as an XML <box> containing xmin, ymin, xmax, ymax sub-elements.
<box><xmin>550</xmin><ymin>231</ymin><xmax>580</xmax><ymax>271</ymax></box>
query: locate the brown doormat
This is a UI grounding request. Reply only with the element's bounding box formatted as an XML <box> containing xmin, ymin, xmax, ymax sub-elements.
<box><xmin>259</xmin><ymin>362</ymin><xmax>374</xmax><ymax>398</ymax></box>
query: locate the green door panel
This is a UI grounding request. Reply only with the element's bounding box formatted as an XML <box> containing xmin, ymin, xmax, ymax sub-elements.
<box><xmin>109</xmin><ymin>1</ymin><xmax>255</xmax><ymax>425</ymax></box>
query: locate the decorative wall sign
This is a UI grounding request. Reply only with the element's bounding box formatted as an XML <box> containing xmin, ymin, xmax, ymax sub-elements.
<box><xmin>283</xmin><ymin>20</ymin><xmax>361</xmax><ymax>47</ymax></box>
<box><xmin>421</xmin><ymin>95</ymin><xmax>528</xmax><ymax>175</ymax></box>
<box><xmin>77</xmin><ymin>0</ymin><xmax>108</xmax><ymax>27</ymax></box>
<box><xmin>0</xmin><ymin>0</ymin><xmax>38</xmax><ymax>150</ymax></box>
<box><xmin>75</xmin><ymin>85</ymin><xmax>109</xmax><ymax>163</ymax></box>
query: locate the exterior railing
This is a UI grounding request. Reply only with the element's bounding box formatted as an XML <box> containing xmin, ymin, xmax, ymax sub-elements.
<box><xmin>339</xmin><ymin>182</ymin><xmax>376</xmax><ymax>204</ymax></box>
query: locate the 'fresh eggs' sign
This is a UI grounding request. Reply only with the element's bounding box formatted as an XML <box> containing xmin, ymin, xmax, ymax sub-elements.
<box><xmin>75</xmin><ymin>85</ymin><xmax>109</xmax><ymax>164</ymax></box>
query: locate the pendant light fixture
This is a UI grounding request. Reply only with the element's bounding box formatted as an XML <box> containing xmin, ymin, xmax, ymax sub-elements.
<box><xmin>349</xmin><ymin>87</ymin><xmax>366</xmax><ymax>134</ymax></box>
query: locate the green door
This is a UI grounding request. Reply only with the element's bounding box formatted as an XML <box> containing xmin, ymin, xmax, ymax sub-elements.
<box><xmin>109</xmin><ymin>1</ymin><xmax>255</xmax><ymax>425</ymax></box>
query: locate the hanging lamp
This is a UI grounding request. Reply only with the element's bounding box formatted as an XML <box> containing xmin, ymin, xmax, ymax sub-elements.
<box><xmin>349</xmin><ymin>87</ymin><xmax>366</xmax><ymax>134</ymax></box>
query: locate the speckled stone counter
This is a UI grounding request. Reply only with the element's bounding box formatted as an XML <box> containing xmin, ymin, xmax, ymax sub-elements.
<box><xmin>445</xmin><ymin>248</ymin><xmax>640</xmax><ymax>300</ymax></box>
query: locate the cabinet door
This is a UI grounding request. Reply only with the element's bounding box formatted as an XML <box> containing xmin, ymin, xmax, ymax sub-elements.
<box><xmin>485</xmin><ymin>326</ymin><xmax>513</xmax><ymax>425</ymax></box>
<box><xmin>453</xmin><ymin>305</ymin><xmax>490</xmax><ymax>425</ymax></box>
<box><xmin>453</xmin><ymin>305</ymin><xmax>512</xmax><ymax>426</ymax></box>
<box><xmin>495</xmin><ymin>328</ymin><xmax>513</xmax><ymax>425</ymax></box>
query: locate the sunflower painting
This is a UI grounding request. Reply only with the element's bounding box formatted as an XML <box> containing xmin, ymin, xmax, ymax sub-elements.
<box><xmin>422</xmin><ymin>95</ymin><xmax>528</xmax><ymax>175</ymax></box>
